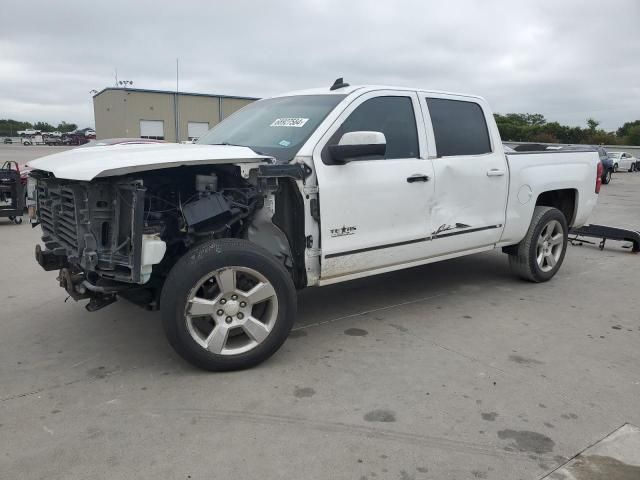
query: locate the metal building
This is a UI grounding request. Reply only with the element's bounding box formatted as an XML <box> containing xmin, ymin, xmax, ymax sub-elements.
<box><xmin>92</xmin><ymin>87</ymin><xmax>258</xmax><ymax>142</ymax></box>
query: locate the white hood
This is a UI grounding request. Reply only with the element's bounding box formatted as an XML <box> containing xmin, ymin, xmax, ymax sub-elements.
<box><xmin>27</xmin><ymin>143</ymin><xmax>273</xmax><ymax>181</ymax></box>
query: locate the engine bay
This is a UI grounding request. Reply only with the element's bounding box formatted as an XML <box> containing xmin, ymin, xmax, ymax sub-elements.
<box><xmin>33</xmin><ymin>165</ymin><xmax>260</xmax><ymax>289</ymax></box>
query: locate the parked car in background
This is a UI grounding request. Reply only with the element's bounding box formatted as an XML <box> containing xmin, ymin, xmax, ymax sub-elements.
<box><xmin>597</xmin><ymin>147</ymin><xmax>614</xmax><ymax>184</ymax></box>
<box><xmin>4</xmin><ymin>138</ymin><xmax>12</xmax><ymax>144</ymax></box>
<box><xmin>17</xmin><ymin>128</ymin><xmax>41</xmax><ymax>136</ymax></box>
<box><xmin>42</xmin><ymin>131</ymin><xmax>62</xmax><ymax>138</ymax></box>
<box><xmin>608</xmin><ymin>152</ymin><xmax>637</xmax><ymax>172</ymax></box>
<box><xmin>84</xmin><ymin>129</ymin><xmax>96</xmax><ymax>138</ymax></box>
<box><xmin>79</xmin><ymin>138</ymin><xmax>167</xmax><ymax>147</ymax></box>
<box><xmin>61</xmin><ymin>132</ymin><xmax>90</xmax><ymax>146</ymax></box>
<box><xmin>44</xmin><ymin>136</ymin><xmax>64</xmax><ymax>146</ymax></box>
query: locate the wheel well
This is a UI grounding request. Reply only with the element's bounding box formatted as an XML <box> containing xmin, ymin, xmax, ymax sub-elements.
<box><xmin>535</xmin><ymin>189</ymin><xmax>576</xmax><ymax>226</ymax></box>
<box><xmin>270</xmin><ymin>179</ymin><xmax>307</xmax><ymax>289</ymax></box>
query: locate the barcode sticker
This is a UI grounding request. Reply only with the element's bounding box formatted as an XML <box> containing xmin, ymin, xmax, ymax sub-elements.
<box><xmin>270</xmin><ymin>118</ymin><xmax>309</xmax><ymax>128</ymax></box>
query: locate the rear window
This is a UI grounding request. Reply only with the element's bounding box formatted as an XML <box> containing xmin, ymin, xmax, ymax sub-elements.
<box><xmin>426</xmin><ymin>98</ymin><xmax>491</xmax><ymax>157</ymax></box>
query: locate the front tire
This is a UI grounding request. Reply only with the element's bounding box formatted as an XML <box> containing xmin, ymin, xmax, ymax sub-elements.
<box><xmin>161</xmin><ymin>239</ymin><xmax>296</xmax><ymax>371</ymax></box>
<box><xmin>508</xmin><ymin>206</ymin><xmax>568</xmax><ymax>283</ymax></box>
<box><xmin>613</xmin><ymin>163</ymin><xmax>619</xmax><ymax>172</ymax></box>
<box><xmin>602</xmin><ymin>170</ymin><xmax>611</xmax><ymax>184</ymax></box>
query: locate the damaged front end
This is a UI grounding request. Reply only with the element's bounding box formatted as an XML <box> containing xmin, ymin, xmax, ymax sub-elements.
<box><xmin>31</xmin><ymin>166</ymin><xmax>262</xmax><ymax>311</ymax></box>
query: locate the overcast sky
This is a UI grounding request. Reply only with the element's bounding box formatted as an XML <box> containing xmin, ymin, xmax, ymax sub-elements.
<box><xmin>1</xmin><ymin>0</ymin><xmax>638</xmax><ymax>130</ymax></box>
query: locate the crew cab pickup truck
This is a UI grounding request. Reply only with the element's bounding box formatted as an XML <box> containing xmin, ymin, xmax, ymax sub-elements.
<box><xmin>17</xmin><ymin>128</ymin><xmax>41</xmax><ymax>136</ymax></box>
<box><xmin>27</xmin><ymin>80</ymin><xmax>601</xmax><ymax>371</ymax></box>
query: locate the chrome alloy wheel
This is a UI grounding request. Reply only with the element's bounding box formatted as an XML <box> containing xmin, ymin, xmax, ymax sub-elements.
<box><xmin>184</xmin><ymin>266</ymin><xmax>278</xmax><ymax>355</ymax></box>
<box><xmin>536</xmin><ymin>220</ymin><xmax>564</xmax><ymax>272</ymax></box>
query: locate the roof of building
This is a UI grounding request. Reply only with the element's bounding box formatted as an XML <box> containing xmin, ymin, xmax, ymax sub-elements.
<box><xmin>93</xmin><ymin>87</ymin><xmax>259</xmax><ymax>101</ymax></box>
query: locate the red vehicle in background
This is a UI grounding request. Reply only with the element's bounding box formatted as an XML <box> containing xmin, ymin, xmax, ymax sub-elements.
<box><xmin>61</xmin><ymin>132</ymin><xmax>90</xmax><ymax>146</ymax></box>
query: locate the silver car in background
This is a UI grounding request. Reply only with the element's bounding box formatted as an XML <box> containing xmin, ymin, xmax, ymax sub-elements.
<box><xmin>608</xmin><ymin>151</ymin><xmax>638</xmax><ymax>172</ymax></box>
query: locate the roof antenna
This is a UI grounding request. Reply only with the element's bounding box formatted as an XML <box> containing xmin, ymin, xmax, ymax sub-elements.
<box><xmin>330</xmin><ymin>77</ymin><xmax>350</xmax><ymax>91</ymax></box>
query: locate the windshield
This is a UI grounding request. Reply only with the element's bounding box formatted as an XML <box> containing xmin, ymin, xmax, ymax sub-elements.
<box><xmin>197</xmin><ymin>94</ymin><xmax>346</xmax><ymax>163</ymax></box>
<box><xmin>608</xmin><ymin>152</ymin><xmax>621</xmax><ymax>158</ymax></box>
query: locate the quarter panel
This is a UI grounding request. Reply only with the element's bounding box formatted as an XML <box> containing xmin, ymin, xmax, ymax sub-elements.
<box><xmin>500</xmin><ymin>152</ymin><xmax>599</xmax><ymax>245</ymax></box>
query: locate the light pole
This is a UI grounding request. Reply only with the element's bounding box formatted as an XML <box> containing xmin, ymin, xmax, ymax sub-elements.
<box><xmin>118</xmin><ymin>80</ymin><xmax>133</xmax><ymax>89</ymax></box>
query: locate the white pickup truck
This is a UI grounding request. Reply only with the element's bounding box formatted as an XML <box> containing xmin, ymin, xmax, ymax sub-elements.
<box><xmin>17</xmin><ymin>128</ymin><xmax>41</xmax><ymax>137</ymax></box>
<box><xmin>27</xmin><ymin>80</ymin><xmax>601</xmax><ymax>371</ymax></box>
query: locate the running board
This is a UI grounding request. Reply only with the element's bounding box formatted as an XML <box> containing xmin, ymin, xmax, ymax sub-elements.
<box><xmin>569</xmin><ymin>224</ymin><xmax>640</xmax><ymax>253</ymax></box>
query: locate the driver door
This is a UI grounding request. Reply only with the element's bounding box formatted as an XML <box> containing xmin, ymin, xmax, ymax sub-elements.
<box><xmin>312</xmin><ymin>90</ymin><xmax>435</xmax><ymax>281</ymax></box>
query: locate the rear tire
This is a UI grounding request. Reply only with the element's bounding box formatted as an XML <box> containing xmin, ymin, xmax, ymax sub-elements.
<box><xmin>508</xmin><ymin>206</ymin><xmax>568</xmax><ymax>283</ymax></box>
<box><xmin>602</xmin><ymin>170</ymin><xmax>611</xmax><ymax>184</ymax></box>
<box><xmin>161</xmin><ymin>238</ymin><xmax>296</xmax><ymax>371</ymax></box>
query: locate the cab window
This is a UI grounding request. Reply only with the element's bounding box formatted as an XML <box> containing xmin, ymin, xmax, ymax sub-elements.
<box><xmin>324</xmin><ymin>96</ymin><xmax>419</xmax><ymax>163</ymax></box>
<box><xmin>427</xmin><ymin>98</ymin><xmax>491</xmax><ymax>157</ymax></box>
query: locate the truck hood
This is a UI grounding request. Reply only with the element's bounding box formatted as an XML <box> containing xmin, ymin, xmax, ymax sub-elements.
<box><xmin>27</xmin><ymin>143</ymin><xmax>273</xmax><ymax>181</ymax></box>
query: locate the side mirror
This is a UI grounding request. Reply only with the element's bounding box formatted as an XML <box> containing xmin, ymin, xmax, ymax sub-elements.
<box><xmin>328</xmin><ymin>131</ymin><xmax>386</xmax><ymax>164</ymax></box>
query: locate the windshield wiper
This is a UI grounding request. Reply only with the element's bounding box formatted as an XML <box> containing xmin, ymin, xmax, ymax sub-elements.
<box><xmin>211</xmin><ymin>142</ymin><xmax>246</xmax><ymax>147</ymax></box>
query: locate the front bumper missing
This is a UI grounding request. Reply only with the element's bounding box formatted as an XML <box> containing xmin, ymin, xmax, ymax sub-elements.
<box><xmin>56</xmin><ymin>266</ymin><xmax>123</xmax><ymax>312</ymax></box>
<box><xmin>35</xmin><ymin>246</ymin><xmax>127</xmax><ymax>312</ymax></box>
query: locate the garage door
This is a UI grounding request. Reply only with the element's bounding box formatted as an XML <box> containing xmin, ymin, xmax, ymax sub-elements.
<box><xmin>140</xmin><ymin>120</ymin><xmax>164</xmax><ymax>140</ymax></box>
<box><xmin>187</xmin><ymin>122</ymin><xmax>210</xmax><ymax>141</ymax></box>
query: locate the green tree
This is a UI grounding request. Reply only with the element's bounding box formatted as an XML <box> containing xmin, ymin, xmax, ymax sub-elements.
<box><xmin>494</xmin><ymin>112</ymin><xmax>549</xmax><ymax>142</ymax></box>
<box><xmin>585</xmin><ymin>131</ymin><xmax>617</xmax><ymax>145</ymax></box>
<box><xmin>624</xmin><ymin>125</ymin><xmax>640</xmax><ymax>146</ymax></box>
<box><xmin>540</xmin><ymin>122</ymin><xmax>570</xmax><ymax>142</ymax></box>
<box><xmin>531</xmin><ymin>132</ymin><xmax>559</xmax><ymax>143</ymax></box>
<box><xmin>586</xmin><ymin>118</ymin><xmax>599</xmax><ymax>132</ymax></box>
<box><xmin>34</xmin><ymin>121</ymin><xmax>55</xmax><ymax>132</ymax></box>
<box><xmin>0</xmin><ymin>119</ymin><xmax>33</xmax><ymax>136</ymax></box>
<box><xmin>57</xmin><ymin>121</ymin><xmax>78</xmax><ymax>133</ymax></box>
<box><xmin>616</xmin><ymin>120</ymin><xmax>640</xmax><ymax>138</ymax></box>
<box><xmin>523</xmin><ymin>113</ymin><xmax>546</xmax><ymax>126</ymax></box>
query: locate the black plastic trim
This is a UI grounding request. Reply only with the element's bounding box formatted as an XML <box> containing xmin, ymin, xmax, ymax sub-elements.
<box><xmin>258</xmin><ymin>164</ymin><xmax>308</xmax><ymax>180</ymax></box>
<box><xmin>324</xmin><ymin>224</ymin><xmax>502</xmax><ymax>259</ymax></box>
<box><xmin>506</xmin><ymin>149</ymin><xmax>597</xmax><ymax>155</ymax></box>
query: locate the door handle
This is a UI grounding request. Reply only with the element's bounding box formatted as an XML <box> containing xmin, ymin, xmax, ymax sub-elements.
<box><xmin>486</xmin><ymin>169</ymin><xmax>505</xmax><ymax>177</ymax></box>
<box><xmin>406</xmin><ymin>174</ymin><xmax>430</xmax><ymax>183</ymax></box>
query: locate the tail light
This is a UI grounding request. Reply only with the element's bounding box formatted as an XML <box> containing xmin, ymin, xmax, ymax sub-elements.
<box><xmin>595</xmin><ymin>161</ymin><xmax>603</xmax><ymax>194</ymax></box>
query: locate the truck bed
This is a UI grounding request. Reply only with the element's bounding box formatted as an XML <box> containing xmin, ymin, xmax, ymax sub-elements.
<box><xmin>499</xmin><ymin>150</ymin><xmax>600</xmax><ymax>246</ymax></box>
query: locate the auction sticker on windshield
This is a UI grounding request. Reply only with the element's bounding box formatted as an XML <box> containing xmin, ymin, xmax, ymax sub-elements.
<box><xmin>270</xmin><ymin>118</ymin><xmax>309</xmax><ymax>127</ymax></box>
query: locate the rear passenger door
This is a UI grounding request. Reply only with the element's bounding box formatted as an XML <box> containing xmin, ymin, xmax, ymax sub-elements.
<box><xmin>419</xmin><ymin>95</ymin><xmax>508</xmax><ymax>256</ymax></box>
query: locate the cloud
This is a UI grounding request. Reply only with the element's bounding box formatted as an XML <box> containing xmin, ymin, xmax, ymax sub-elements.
<box><xmin>1</xmin><ymin>0</ymin><xmax>638</xmax><ymax>130</ymax></box>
